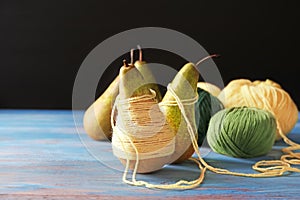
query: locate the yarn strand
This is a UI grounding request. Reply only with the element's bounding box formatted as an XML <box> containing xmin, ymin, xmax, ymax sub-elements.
<box><xmin>246</xmin><ymin>87</ymin><xmax>300</xmax><ymax>172</ymax></box>
<box><xmin>278</xmin><ymin>127</ymin><xmax>300</xmax><ymax>172</ymax></box>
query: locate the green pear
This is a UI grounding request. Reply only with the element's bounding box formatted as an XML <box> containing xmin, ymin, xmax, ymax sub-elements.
<box><xmin>160</xmin><ymin>62</ymin><xmax>199</xmax><ymax>163</ymax></box>
<box><xmin>83</xmin><ymin>47</ymin><xmax>162</xmax><ymax>141</ymax></box>
<box><xmin>160</xmin><ymin>55</ymin><xmax>219</xmax><ymax>163</ymax></box>
<box><xmin>83</xmin><ymin>61</ymin><xmax>133</xmax><ymax>141</ymax></box>
<box><xmin>117</xmin><ymin>62</ymin><xmax>153</xmax><ymax>129</ymax></box>
<box><xmin>113</xmin><ymin>62</ymin><xmax>174</xmax><ymax>173</ymax></box>
<box><xmin>134</xmin><ymin>48</ymin><xmax>162</xmax><ymax>101</ymax></box>
<box><xmin>119</xmin><ymin>61</ymin><xmax>152</xmax><ymax>99</ymax></box>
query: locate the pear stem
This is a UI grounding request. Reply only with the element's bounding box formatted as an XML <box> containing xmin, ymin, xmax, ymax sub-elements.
<box><xmin>123</xmin><ymin>59</ymin><xmax>128</xmax><ymax>67</ymax></box>
<box><xmin>137</xmin><ymin>45</ymin><xmax>142</xmax><ymax>62</ymax></box>
<box><xmin>130</xmin><ymin>49</ymin><xmax>134</xmax><ymax>65</ymax></box>
<box><xmin>195</xmin><ymin>54</ymin><xmax>220</xmax><ymax>67</ymax></box>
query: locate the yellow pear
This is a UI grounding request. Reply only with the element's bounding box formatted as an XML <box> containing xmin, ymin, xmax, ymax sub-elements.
<box><xmin>83</xmin><ymin>60</ymin><xmax>133</xmax><ymax>141</ymax></box>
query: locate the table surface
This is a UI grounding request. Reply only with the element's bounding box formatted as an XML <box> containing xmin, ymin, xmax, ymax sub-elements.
<box><xmin>1</xmin><ymin>109</ymin><xmax>299</xmax><ymax>199</ymax></box>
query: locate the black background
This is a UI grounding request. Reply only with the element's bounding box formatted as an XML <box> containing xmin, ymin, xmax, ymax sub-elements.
<box><xmin>0</xmin><ymin>0</ymin><xmax>299</xmax><ymax>109</ymax></box>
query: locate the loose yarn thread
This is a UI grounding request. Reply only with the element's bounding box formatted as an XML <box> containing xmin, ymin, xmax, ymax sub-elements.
<box><xmin>272</xmin><ymin>115</ymin><xmax>300</xmax><ymax>173</ymax></box>
<box><xmin>255</xmin><ymin>90</ymin><xmax>300</xmax><ymax>172</ymax></box>
<box><xmin>254</xmin><ymin>87</ymin><xmax>300</xmax><ymax>172</ymax></box>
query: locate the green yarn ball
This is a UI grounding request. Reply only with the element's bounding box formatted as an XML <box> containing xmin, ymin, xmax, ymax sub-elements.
<box><xmin>207</xmin><ymin>107</ymin><xmax>277</xmax><ymax>158</ymax></box>
<box><xmin>195</xmin><ymin>88</ymin><xmax>224</xmax><ymax>147</ymax></box>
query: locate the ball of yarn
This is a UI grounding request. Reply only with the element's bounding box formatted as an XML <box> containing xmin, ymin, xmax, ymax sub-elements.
<box><xmin>207</xmin><ymin>107</ymin><xmax>277</xmax><ymax>158</ymax></box>
<box><xmin>197</xmin><ymin>82</ymin><xmax>221</xmax><ymax>97</ymax></box>
<box><xmin>218</xmin><ymin>79</ymin><xmax>298</xmax><ymax>140</ymax></box>
<box><xmin>195</xmin><ymin>87</ymin><xmax>224</xmax><ymax>146</ymax></box>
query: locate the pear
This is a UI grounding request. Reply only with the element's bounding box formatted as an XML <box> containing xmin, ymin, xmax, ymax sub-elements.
<box><xmin>160</xmin><ymin>55</ymin><xmax>219</xmax><ymax>163</ymax></box>
<box><xmin>197</xmin><ymin>82</ymin><xmax>221</xmax><ymax>97</ymax></box>
<box><xmin>83</xmin><ymin>48</ymin><xmax>162</xmax><ymax>141</ymax></box>
<box><xmin>112</xmin><ymin>62</ymin><xmax>174</xmax><ymax>173</ymax></box>
<box><xmin>119</xmin><ymin>61</ymin><xmax>152</xmax><ymax>99</ymax></box>
<box><xmin>83</xmin><ymin>61</ymin><xmax>133</xmax><ymax>141</ymax></box>
<box><xmin>134</xmin><ymin>47</ymin><xmax>162</xmax><ymax>101</ymax></box>
<box><xmin>160</xmin><ymin>62</ymin><xmax>199</xmax><ymax>163</ymax></box>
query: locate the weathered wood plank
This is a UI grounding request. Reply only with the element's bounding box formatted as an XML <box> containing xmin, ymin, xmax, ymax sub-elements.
<box><xmin>0</xmin><ymin>110</ymin><xmax>299</xmax><ymax>199</ymax></box>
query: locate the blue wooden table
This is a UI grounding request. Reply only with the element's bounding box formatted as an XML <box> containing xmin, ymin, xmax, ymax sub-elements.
<box><xmin>1</xmin><ymin>110</ymin><xmax>299</xmax><ymax>199</ymax></box>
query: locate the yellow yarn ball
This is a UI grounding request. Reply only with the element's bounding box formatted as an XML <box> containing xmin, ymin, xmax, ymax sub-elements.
<box><xmin>218</xmin><ymin>79</ymin><xmax>298</xmax><ymax>140</ymax></box>
<box><xmin>197</xmin><ymin>82</ymin><xmax>221</xmax><ymax>97</ymax></box>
